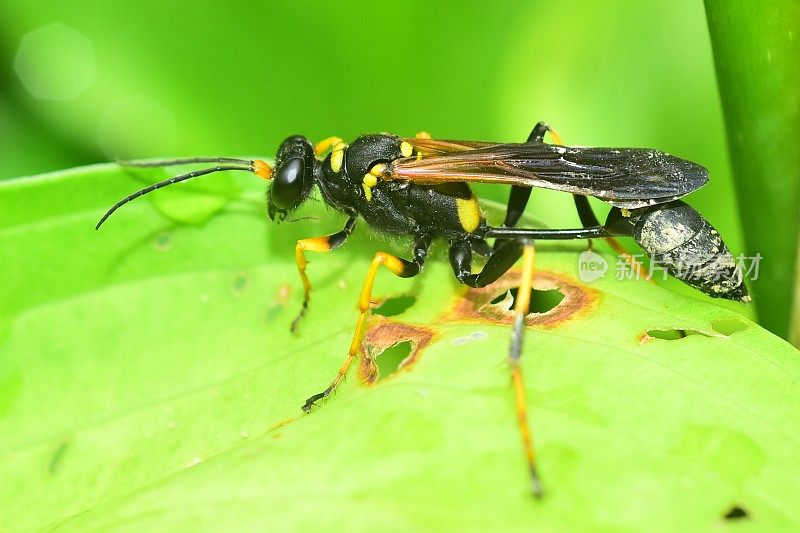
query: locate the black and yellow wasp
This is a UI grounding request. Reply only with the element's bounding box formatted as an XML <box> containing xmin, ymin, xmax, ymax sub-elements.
<box><xmin>96</xmin><ymin>122</ymin><xmax>748</xmax><ymax>497</ymax></box>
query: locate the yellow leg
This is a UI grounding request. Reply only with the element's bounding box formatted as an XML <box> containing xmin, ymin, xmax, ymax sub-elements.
<box><xmin>315</xmin><ymin>136</ymin><xmax>344</xmax><ymax>156</ymax></box>
<box><xmin>508</xmin><ymin>241</ymin><xmax>543</xmax><ymax>497</ymax></box>
<box><xmin>292</xmin><ymin>217</ymin><xmax>357</xmax><ymax>333</ymax></box>
<box><xmin>545</xmin><ymin>127</ymin><xmax>563</xmax><ymax>145</ymax></box>
<box><xmin>292</xmin><ymin>237</ymin><xmax>331</xmax><ymax>330</ymax></box>
<box><xmin>605</xmin><ymin>237</ymin><xmax>652</xmax><ymax>281</ymax></box>
<box><xmin>302</xmin><ymin>251</ymin><xmax>414</xmax><ymax>411</ymax></box>
<box><xmin>415</xmin><ymin>131</ymin><xmax>431</xmax><ymax>139</ymax></box>
<box><xmin>554</xmin><ymin>124</ymin><xmax>645</xmax><ymax>283</ymax></box>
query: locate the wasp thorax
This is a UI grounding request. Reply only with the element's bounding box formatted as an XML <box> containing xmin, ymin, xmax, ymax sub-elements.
<box><xmin>343</xmin><ymin>134</ymin><xmax>406</xmax><ymax>184</ymax></box>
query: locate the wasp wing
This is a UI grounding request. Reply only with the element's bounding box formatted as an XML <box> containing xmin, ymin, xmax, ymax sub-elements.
<box><xmin>401</xmin><ymin>138</ymin><xmax>494</xmax><ymax>156</ymax></box>
<box><xmin>388</xmin><ymin>142</ymin><xmax>708</xmax><ymax>208</ymax></box>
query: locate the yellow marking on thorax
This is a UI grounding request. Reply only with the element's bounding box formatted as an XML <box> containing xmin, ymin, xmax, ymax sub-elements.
<box><xmin>456</xmin><ymin>191</ymin><xmax>482</xmax><ymax>233</ymax></box>
<box><xmin>362</xmin><ymin>174</ymin><xmax>377</xmax><ymax>201</ymax></box>
<box><xmin>400</xmin><ymin>141</ymin><xmax>413</xmax><ymax>157</ymax></box>
<box><xmin>315</xmin><ymin>136</ymin><xmax>344</xmax><ymax>156</ymax></box>
<box><xmin>330</xmin><ymin>142</ymin><xmax>347</xmax><ymax>173</ymax></box>
<box><xmin>361</xmin><ymin>163</ymin><xmax>385</xmax><ymax>202</ymax></box>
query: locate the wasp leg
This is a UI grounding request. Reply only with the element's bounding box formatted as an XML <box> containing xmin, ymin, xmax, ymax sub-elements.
<box><xmin>471</xmin><ymin>237</ymin><xmax>492</xmax><ymax>257</ymax></box>
<box><xmin>451</xmin><ymin>238</ymin><xmax>525</xmax><ymax>287</ymax></box>
<box><xmin>528</xmin><ymin>122</ymin><xmax>607</xmax><ymax>241</ymax></box>
<box><xmin>494</xmin><ymin>122</ymin><xmax>564</xmax><ymax>247</ymax></box>
<box><xmin>527</xmin><ymin>124</ymin><xmax>608</xmax><ymax>242</ymax></box>
<box><xmin>509</xmin><ymin>241</ymin><xmax>543</xmax><ymax>497</ymax></box>
<box><xmin>573</xmin><ymin>195</ymin><xmax>650</xmax><ymax>280</ymax></box>
<box><xmin>573</xmin><ymin>194</ymin><xmax>600</xmax><ymax>251</ymax></box>
<box><xmin>501</xmin><ymin>121</ymin><xmax>560</xmax><ymax>230</ymax></box>
<box><xmin>526</xmin><ymin>123</ymin><xmax>609</xmax><ymax>240</ymax></box>
<box><xmin>501</xmin><ymin>186</ymin><xmax>534</xmax><ymax>232</ymax></box>
<box><xmin>573</xmin><ymin>194</ymin><xmax>600</xmax><ymax>227</ymax></box>
<box><xmin>450</xmin><ymin>237</ymin><xmax>543</xmax><ymax>496</ymax></box>
<box><xmin>517</xmin><ymin>118</ymin><xmax>648</xmax><ymax>281</ymax></box>
<box><xmin>493</xmin><ymin>184</ymin><xmax>532</xmax><ymax>252</ymax></box>
<box><xmin>292</xmin><ymin>216</ymin><xmax>357</xmax><ymax>333</ymax></box>
<box><xmin>302</xmin><ymin>234</ymin><xmax>431</xmax><ymax>412</ymax></box>
<box><xmin>485</xmin><ymin>226</ymin><xmax>609</xmax><ymax>240</ymax></box>
<box><xmin>527</xmin><ymin>121</ymin><xmax>563</xmax><ymax>145</ymax></box>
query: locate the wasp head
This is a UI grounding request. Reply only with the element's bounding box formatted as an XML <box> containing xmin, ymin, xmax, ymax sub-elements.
<box><xmin>267</xmin><ymin>135</ymin><xmax>316</xmax><ymax>222</ymax></box>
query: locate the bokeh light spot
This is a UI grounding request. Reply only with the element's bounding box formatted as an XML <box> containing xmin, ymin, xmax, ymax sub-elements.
<box><xmin>14</xmin><ymin>23</ymin><xmax>95</xmax><ymax>100</ymax></box>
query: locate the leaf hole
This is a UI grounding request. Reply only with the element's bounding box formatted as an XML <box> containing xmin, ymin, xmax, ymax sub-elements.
<box><xmin>711</xmin><ymin>318</ymin><xmax>748</xmax><ymax>336</ymax></box>
<box><xmin>645</xmin><ymin>329</ymin><xmax>703</xmax><ymax>340</ymax></box>
<box><xmin>723</xmin><ymin>504</ymin><xmax>749</xmax><ymax>520</ymax></box>
<box><xmin>375</xmin><ymin>341</ymin><xmax>413</xmax><ymax>380</ymax></box>
<box><xmin>374</xmin><ymin>295</ymin><xmax>416</xmax><ymax>317</ymax></box>
<box><xmin>490</xmin><ymin>287</ymin><xmax>564</xmax><ymax>314</ymax></box>
<box><xmin>489</xmin><ymin>292</ymin><xmax>508</xmax><ymax>305</ymax></box>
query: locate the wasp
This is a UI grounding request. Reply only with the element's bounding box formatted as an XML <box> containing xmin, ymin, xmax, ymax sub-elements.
<box><xmin>96</xmin><ymin>121</ymin><xmax>749</xmax><ymax>497</ymax></box>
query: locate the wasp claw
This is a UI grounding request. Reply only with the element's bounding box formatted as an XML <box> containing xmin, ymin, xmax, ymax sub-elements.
<box><xmin>302</xmin><ymin>392</ymin><xmax>326</xmax><ymax>412</ymax></box>
<box><xmin>530</xmin><ymin>467</ymin><xmax>544</xmax><ymax>499</ymax></box>
<box><xmin>291</xmin><ymin>305</ymin><xmax>308</xmax><ymax>336</ymax></box>
<box><xmin>290</xmin><ymin>319</ymin><xmax>301</xmax><ymax>336</ymax></box>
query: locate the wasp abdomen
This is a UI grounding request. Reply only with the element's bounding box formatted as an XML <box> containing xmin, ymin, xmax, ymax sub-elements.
<box><xmin>610</xmin><ymin>202</ymin><xmax>749</xmax><ymax>302</ymax></box>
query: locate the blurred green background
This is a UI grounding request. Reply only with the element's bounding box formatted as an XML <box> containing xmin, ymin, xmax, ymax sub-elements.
<box><xmin>1</xmin><ymin>0</ymin><xmax>765</xmax><ymax>322</ymax></box>
<box><xmin>0</xmin><ymin>1</ymin><xmax>738</xmax><ymax>230</ymax></box>
<box><xmin>3</xmin><ymin>2</ymin><xmax>800</xmax><ymax>528</ymax></box>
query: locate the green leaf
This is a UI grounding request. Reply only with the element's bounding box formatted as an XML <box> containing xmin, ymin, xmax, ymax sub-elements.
<box><xmin>1</xmin><ymin>165</ymin><xmax>799</xmax><ymax>531</ymax></box>
<box><xmin>704</xmin><ymin>0</ymin><xmax>800</xmax><ymax>339</ymax></box>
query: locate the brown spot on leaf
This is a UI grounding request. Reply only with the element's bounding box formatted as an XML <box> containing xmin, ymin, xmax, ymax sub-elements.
<box><xmin>359</xmin><ymin>317</ymin><xmax>438</xmax><ymax>384</ymax></box>
<box><xmin>439</xmin><ymin>269</ymin><xmax>597</xmax><ymax>329</ymax></box>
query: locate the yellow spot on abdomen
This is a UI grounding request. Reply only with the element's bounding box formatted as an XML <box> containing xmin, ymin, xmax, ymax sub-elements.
<box><xmin>456</xmin><ymin>193</ymin><xmax>482</xmax><ymax>233</ymax></box>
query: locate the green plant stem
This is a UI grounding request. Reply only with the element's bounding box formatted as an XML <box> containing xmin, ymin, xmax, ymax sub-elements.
<box><xmin>704</xmin><ymin>0</ymin><xmax>800</xmax><ymax>339</ymax></box>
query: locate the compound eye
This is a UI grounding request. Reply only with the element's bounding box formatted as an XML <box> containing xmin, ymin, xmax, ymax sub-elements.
<box><xmin>271</xmin><ymin>157</ymin><xmax>305</xmax><ymax>209</ymax></box>
<box><xmin>276</xmin><ymin>135</ymin><xmax>312</xmax><ymax>166</ymax></box>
